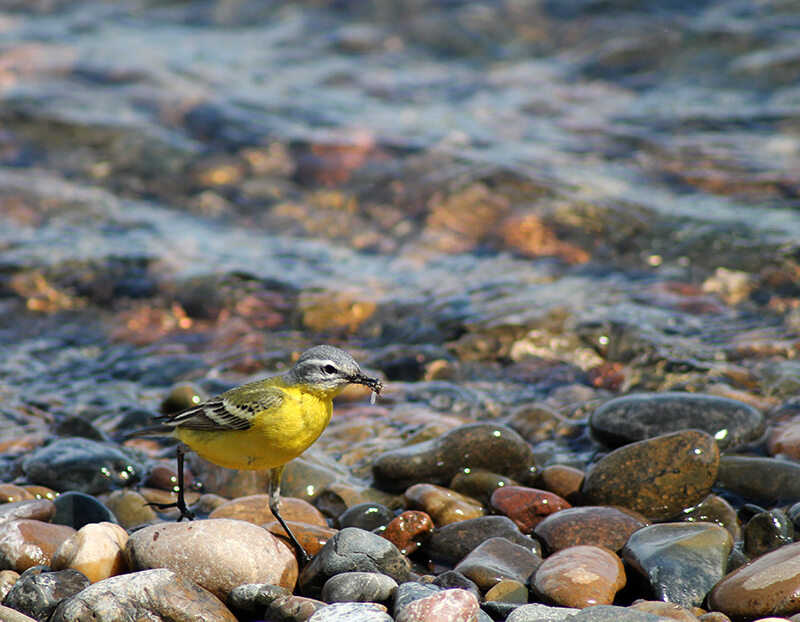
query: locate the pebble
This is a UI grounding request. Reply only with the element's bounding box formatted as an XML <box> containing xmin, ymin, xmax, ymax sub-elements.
<box><xmin>22</xmin><ymin>486</ymin><xmax>57</xmax><ymax>501</ymax></box>
<box><xmin>534</xmin><ymin>506</ymin><xmax>649</xmax><ymax>553</ymax></box>
<box><xmin>321</xmin><ymin>571</ymin><xmax>398</xmax><ymax>604</ymax></box>
<box><xmin>716</xmin><ymin>456</ymin><xmax>800</xmax><ymax>504</ymax></box>
<box><xmin>484</xmin><ymin>578</ymin><xmax>529</xmax><ymax>603</ymax></box>
<box><xmin>622</xmin><ymin>522</ymin><xmax>732</xmax><ymax>608</ymax></box>
<box><xmin>709</xmin><ymin>541</ymin><xmax>800</xmax><ymax>619</ymax></box>
<box><xmin>490</xmin><ymin>486</ymin><xmax>571</xmax><ymax>533</ymax></box>
<box><xmin>161</xmin><ymin>381</ymin><xmax>208</xmax><ymax>414</ymax></box>
<box><xmin>0</xmin><ymin>569</ymin><xmax>20</xmax><ymax>600</ymax></box>
<box><xmin>49</xmin><ymin>568</ymin><xmax>236</xmax><ymax>622</ymax></box>
<box><xmin>0</xmin><ymin>500</ymin><xmax>56</xmax><ymax>524</ymax></box>
<box><xmin>3</xmin><ymin>567</ymin><xmax>91</xmax><ymax>622</ymax></box>
<box><xmin>454</xmin><ymin>537</ymin><xmax>542</xmax><ymax>591</ymax></box>
<box><xmin>580</xmin><ymin>430</ymin><xmax>719</xmax><ymax>520</ymax></box>
<box><xmin>372</xmin><ymin>423</ymin><xmax>536</xmax><ymax>492</ymax></box>
<box><xmin>0</xmin><ymin>604</ymin><xmax>37</xmax><ymax>622</ymax></box>
<box><xmin>568</xmin><ymin>604</ymin><xmax>682</xmax><ymax>622</ymax></box>
<box><xmin>403</xmin><ymin>483</ymin><xmax>485</xmax><ymax>526</ymax></box>
<box><xmin>209</xmin><ymin>493</ymin><xmax>327</xmax><ymax>526</ymax></box>
<box><xmin>425</xmin><ymin>516</ymin><xmax>541</xmax><ymax>565</ymax></box>
<box><xmin>629</xmin><ymin>600</ymin><xmax>701</xmax><ymax>622</ymax></box>
<box><xmin>125</xmin><ymin>518</ymin><xmax>297</xmax><ymax>599</ymax></box>
<box><xmin>533</xmin><ymin>545</ymin><xmax>626</xmax><ymax>608</ymax></box>
<box><xmin>589</xmin><ymin>392</ymin><xmax>765</xmax><ymax>450</ymax></box>
<box><xmin>767</xmin><ymin>421</ymin><xmax>800</xmax><ymax>459</ymax></box>
<box><xmin>51</xmin><ymin>521</ymin><xmax>129</xmax><ymax>583</ymax></box>
<box><xmin>298</xmin><ymin>527</ymin><xmax>412</xmax><ymax>597</ymax></box>
<box><xmin>102</xmin><ymin>489</ymin><xmax>158</xmax><ymax>529</ymax></box>
<box><xmin>0</xmin><ymin>485</ymin><xmax>35</xmax><ymax>503</ymax></box>
<box><xmin>266</xmin><ymin>593</ymin><xmax>328</xmax><ymax>622</ymax></box>
<box><xmin>680</xmin><ymin>495</ymin><xmax>741</xmax><ymax>543</ymax></box>
<box><xmin>537</xmin><ymin>465</ymin><xmax>585</xmax><ymax>501</ymax></box>
<box><xmin>433</xmin><ymin>571</ymin><xmax>481</xmax><ymax>599</ymax></box>
<box><xmin>21</xmin><ymin>438</ymin><xmax>143</xmax><ymax>494</ymax></box>
<box><xmin>449</xmin><ymin>471</ymin><xmax>519</xmax><ymax>505</ymax></box>
<box><xmin>0</xmin><ymin>519</ymin><xmax>76</xmax><ymax>572</ymax></box>
<box><xmin>381</xmin><ymin>511</ymin><xmax>435</xmax><ymax>555</ymax></box>
<box><xmin>309</xmin><ymin>601</ymin><xmax>392</xmax><ymax>622</ymax></box>
<box><xmin>226</xmin><ymin>583</ymin><xmax>289</xmax><ymax>618</ymax></box>
<box><xmin>264</xmin><ymin>520</ymin><xmax>337</xmax><ymax>558</ymax></box>
<box><xmin>506</xmin><ymin>603</ymin><xmax>580</xmax><ymax>622</ymax></box>
<box><xmin>744</xmin><ymin>509</ymin><xmax>795</xmax><ymax>558</ymax></box>
<box><xmin>52</xmin><ymin>491</ymin><xmax>118</xmax><ymax>529</ymax></box>
<box><xmin>338</xmin><ymin>502</ymin><xmax>395</xmax><ymax>531</ymax></box>
<box><xmin>394</xmin><ymin>588</ymin><xmax>480</xmax><ymax>622</ymax></box>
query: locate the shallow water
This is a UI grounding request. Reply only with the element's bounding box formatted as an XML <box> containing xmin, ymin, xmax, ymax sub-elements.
<box><xmin>0</xmin><ymin>0</ymin><xmax>799</xmax><ymax>467</ymax></box>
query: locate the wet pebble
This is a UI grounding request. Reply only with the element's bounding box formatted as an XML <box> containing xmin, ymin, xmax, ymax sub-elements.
<box><xmin>454</xmin><ymin>537</ymin><xmax>542</xmax><ymax>592</ymax></box>
<box><xmin>102</xmin><ymin>489</ymin><xmax>158</xmax><ymax>529</ymax></box>
<box><xmin>449</xmin><ymin>471</ymin><xmax>518</xmax><ymax>505</ymax></box>
<box><xmin>0</xmin><ymin>520</ymin><xmax>76</xmax><ymax>572</ymax></box>
<box><xmin>52</xmin><ymin>491</ymin><xmax>118</xmax><ymax>529</ymax></box>
<box><xmin>744</xmin><ymin>509</ymin><xmax>794</xmax><ymax>558</ymax></box>
<box><xmin>381</xmin><ymin>511</ymin><xmax>434</xmax><ymax>555</ymax></box>
<box><xmin>589</xmin><ymin>392</ymin><xmax>765</xmax><ymax>450</ymax></box>
<box><xmin>21</xmin><ymin>438</ymin><xmax>143</xmax><ymax>494</ymax></box>
<box><xmin>264</xmin><ymin>520</ymin><xmax>337</xmax><ymax>558</ymax></box>
<box><xmin>298</xmin><ymin>527</ymin><xmax>412</xmax><ymax>597</ymax></box>
<box><xmin>338</xmin><ymin>502</ymin><xmax>395</xmax><ymax>531</ymax></box>
<box><xmin>490</xmin><ymin>486</ymin><xmax>571</xmax><ymax>533</ymax></box>
<box><xmin>580</xmin><ymin>430</ymin><xmax>719</xmax><ymax>520</ymax></box>
<box><xmin>125</xmin><ymin>518</ymin><xmax>297</xmax><ymax>599</ymax></box>
<box><xmin>51</xmin><ymin>521</ymin><xmax>128</xmax><ymax>583</ymax></box>
<box><xmin>629</xmin><ymin>600</ymin><xmax>701</xmax><ymax>622</ymax></box>
<box><xmin>404</xmin><ymin>483</ymin><xmax>485</xmax><ymax>526</ymax></box>
<box><xmin>161</xmin><ymin>381</ymin><xmax>208</xmax><ymax>414</ymax></box>
<box><xmin>209</xmin><ymin>493</ymin><xmax>327</xmax><ymax>526</ymax></box>
<box><xmin>266</xmin><ymin>594</ymin><xmax>327</xmax><ymax>622</ymax></box>
<box><xmin>533</xmin><ymin>545</ymin><xmax>626</xmax><ymax>608</ymax></box>
<box><xmin>225</xmin><ymin>583</ymin><xmax>289</xmax><ymax>618</ymax></box>
<box><xmin>716</xmin><ymin>456</ymin><xmax>800</xmax><ymax>505</ymax></box>
<box><xmin>425</xmin><ymin>516</ymin><xmax>541</xmax><ymax>566</ymax></box>
<box><xmin>680</xmin><ymin>495</ymin><xmax>741</xmax><ymax>543</ymax></box>
<box><xmin>321</xmin><ymin>571</ymin><xmax>398</xmax><ymax>604</ymax></box>
<box><xmin>534</xmin><ymin>506</ymin><xmax>649</xmax><ymax>553</ymax></box>
<box><xmin>537</xmin><ymin>465</ymin><xmax>585</xmax><ymax>501</ymax></box>
<box><xmin>0</xmin><ymin>604</ymin><xmax>36</xmax><ymax>622</ymax></box>
<box><xmin>568</xmin><ymin>604</ymin><xmax>683</xmax><ymax>622</ymax></box>
<box><xmin>0</xmin><ymin>500</ymin><xmax>56</xmax><ymax>525</ymax></box>
<box><xmin>0</xmin><ymin>569</ymin><xmax>20</xmax><ymax>600</ymax></box>
<box><xmin>3</xmin><ymin>567</ymin><xmax>91</xmax><ymax>622</ymax></box>
<box><xmin>49</xmin><ymin>568</ymin><xmax>236</xmax><ymax>622</ymax></box>
<box><xmin>0</xmin><ymin>485</ymin><xmax>35</xmax><ymax>503</ymax></box>
<box><xmin>484</xmin><ymin>577</ymin><xmax>529</xmax><ymax>603</ymax></box>
<box><xmin>433</xmin><ymin>571</ymin><xmax>482</xmax><ymax>599</ymax></box>
<box><xmin>708</xmin><ymin>541</ymin><xmax>800</xmax><ymax>619</ymax></box>
<box><xmin>394</xmin><ymin>588</ymin><xmax>480</xmax><ymax>622</ymax></box>
<box><xmin>372</xmin><ymin>423</ymin><xmax>536</xmax><ymax>492</ymax></box>
<box><xmin>309</xmin><ymin>601</ymin><xmax>392</xmax><ymax>622</ymax></box>
<box><xmin>622</xmin><ymin>522</ymin><xmax>732</xmax><ymax>608</ymax></box>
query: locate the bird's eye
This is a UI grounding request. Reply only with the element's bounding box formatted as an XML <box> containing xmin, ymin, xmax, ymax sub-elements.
<box><xmin>322</xmin><ymin>364</ymin><xmax>337</xmax><ymax>375</ymax></box>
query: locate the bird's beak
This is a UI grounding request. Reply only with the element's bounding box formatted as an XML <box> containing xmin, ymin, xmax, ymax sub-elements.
<box><xmin>351</xmin><ymin>372</ymin><xmax>383</xmax><ymax>395</ymax></box>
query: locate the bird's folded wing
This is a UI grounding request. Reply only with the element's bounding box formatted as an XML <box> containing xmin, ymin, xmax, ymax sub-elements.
<box><xmin>163</xmin><ymin>385</ymin><xmax>285</xmax><ymax>431</ymax></box>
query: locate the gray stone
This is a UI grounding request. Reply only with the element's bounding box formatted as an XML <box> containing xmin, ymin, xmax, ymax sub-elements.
<box><xmin>622</xmin><ymin>522</ymin><xmax>732</xmax><ymax>608</ymax></box>
<box><xmin>52</xmin><ymin>491</ymin><xmax>118</xmax><ymax>529</ymax></box>
<box><xmin>569</xmin><ymin>605</ymin><xmax>674</xmax><ymax>622</ymax></box>
<box><xmin>226</xmin><ymin>583</ymin><xmax>290</xmax><ymax>617</ymax></box>
<box><xmin>717</xmin><ymin>456</ymin><xmax>800</xmax><ymax>505</ymax></box>
<box><xmin>589</xmin><ymin>392</ymin><xmax>764</xmax><ymax>450</ymax></box>
<box><xmin>337</xmin><ymin>503</ymin><xmax>395</xmax><ymax>531</ymax></box>
<box><xmin>425</xmin><ymin>516</ymin><xmax>541</xmax><ymax>565</ymax></box>
<box><xmin>321</xmin><ymin>572</ymin><xmax>398</xmax><ymax>604</ymax></box>
<box><xmin>298</xmin><ymin>528</ymin><xmax>412</xmax><ymax>597</ymax></box>
<box><xmin>308</xmin><ymin>602</ymin><xmax>393</xmax><ymax>621</ymax></box>
<box><xmin>49</xmin><ymin>568</ymin><xmax>236</xmax><ymax>622</ymax></box>
<box><xmin>506</xmin><ymin>603</ymin><xmax>580</xmax><ymax>622</ymax></box>
<box><xmin>744</xmin><ymin>508</ymin><xmax>794</xmax><ymax>558</ymax></box>
<box><xmin>3</xmin><ymin>567</ymin><xmax>90</xmax><ymax>622</ymax></box>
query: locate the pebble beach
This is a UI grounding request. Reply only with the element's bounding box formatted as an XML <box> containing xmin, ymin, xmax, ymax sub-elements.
<box><xmin>1</xmin><ymin>1</ymin><xmax>800</xmax><ymax>621</ymax></box>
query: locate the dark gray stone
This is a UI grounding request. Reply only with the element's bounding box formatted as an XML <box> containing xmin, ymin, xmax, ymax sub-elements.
<box><xmin>298</xmin><ymin>528</ymin><xmax>412</xmax><ymax>597</ymax></box>
<box><xmin>589</xmin><ymin>392</ymin><xmax>765</xmax><ymax>450</ymax></box>
<box><xmin>3</xmin><ymin>567</ymin><xmax>90</xmax><ymax>622</ymax></box>
<box><xmin>53</xmin><ymin>492</ymin><xmax>118</xmax><ymax>529</ymax></box>
<box><xmin>21</xmin><ymin>438</ymin><xmax>144</xmax><ymax>495</ymax></box>
<box><xmin>372</xmin><ymin>423</ymin><xmax>536</xmax><ymax>492</ymax></box>
<box><xmin>744</xmin><ymin>509</ymin><xmax>794</xmax><ymax>558</ymax></box>
<box><xmin>569</xmin><ymin>605</ymin><xmax>675</xmax><ymax>622</ymax></box>
<box><xmin>226</xmin><ymin>583</ymin><xmax>289</xmax><ymax>617</ymax></box>
<box><xmin>321</xmin><ymin>572</ymin><xmax>397</xmax><ymax>604</ymax></box>
<box><xmin>506</xmin><ymin>603</ymin><xmax>579</xmax><ymax>622</ymax></box>
<box><xmin>425</xmin><ymin>516</ymin><xmax>541</xmax><ymax>566</ymax></box>
<box><xmin>337</xmin><ymin>503</ymin><xmax>395</xmax><ymax>531</ymax></box>
<box><xmin>717</xmin><ymin>456</ymin><xmax>800</xmax><ymax>505</ymax></box>
<box><xmin>622</xmin><ymin>522</ymin><xmax>732</xmax><ymax>608</ymax></box>
<box><xmin>433</xmin><ymin>571</ymin><xmax>481</xmax><ymax>600</ymax></box>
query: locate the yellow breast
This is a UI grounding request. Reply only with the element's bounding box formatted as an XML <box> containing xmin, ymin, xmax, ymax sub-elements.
<box><xmin>175</xmin><ymin>387</ymin><xmax>333</xmax><ymax>471</ymax></box>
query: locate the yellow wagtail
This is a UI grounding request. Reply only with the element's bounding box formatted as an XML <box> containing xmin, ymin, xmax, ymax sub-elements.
<box><xmin>151</xmin><ymin>345</ymin><xmax>382</xmax><ymax>562</ymax></box>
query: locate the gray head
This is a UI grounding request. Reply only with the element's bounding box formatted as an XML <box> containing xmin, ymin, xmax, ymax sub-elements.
<box><xmin>284</xmin><ymin>345</ymin><xmax>382</xmax><ymax>396</ymax></box>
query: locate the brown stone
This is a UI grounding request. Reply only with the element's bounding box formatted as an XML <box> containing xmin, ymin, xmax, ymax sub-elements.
<box><xmin>209</xmin><ymin>494</ymin><xmax>327</xmax><ymax>526</ymax></box>
<box><xmin>490</xmin><ymin>486</ymin><xmax>571</xmax><ymax>533</ymax></box>
<box><xmin>533</xmin><ymin>545</ymin><xmax>626</xmax><ymax>608</ymax></box>
<box><xmin>51</xmin><ymin>522</ymin><xmax>129</xmax><ymax>583</ymax></box>
<box><xmin>630</xmin><ymin>600</ymin><xmax>701</xmax><ymax>622</ymax></box>
<box><xmin>0</xmin><ymin>500</ymin><xmax>56</xmax><ymax>524</ymax></box>
<box><xmin>534</xmin><ymin>506</ymin><xmax>649</xmax><ymax>553</ymax></box>
<box><xmin>0</xmin><ymin>485</ymin><xmax>35</xmax><ymax>504</ymax></box>
<box><xmin>455</xmin><ymin>537</ymin><xmax>542</xmax><ymax>591</ymax></box>
<box><xmin>0</xmin><ymin>519</ymin><xmax>76</xmax><ymax>572</ymax></box>
<box><xmin>538</xmin><ymin>465</ymin><xmax>585</xmax><ymax>501</ymax></box>
<box><xmin>381</xmin><ymin>511</ymin><xmax>435</xmax><ymax>556</ymax></box>
<box><xmin>404</xmin><ymin>484</ymin><xmax>485</xmax><ymax>526</ymax></box>
<box><xmin>263</xmin><ymin>521</ymin><xmax>337</xmax><ymax>558</ymax></box>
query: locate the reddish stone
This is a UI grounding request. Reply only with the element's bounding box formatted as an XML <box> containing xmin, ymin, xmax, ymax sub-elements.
<box><xmin>538</xmin><ymin>465</ymin><xmax>585</xmax><ymax>501</ymax></box>
<box><xmin>209</xmin><ymin>494</ymin><xmax>327</xmax><ymax>527</ymax></box>
<box><xmin>490</xmin><ymin>486</ymin><xmax>571</xmax><ymax>533</ymax></box>
<box><xmin>533</xmin><ymin>545</ymin><xmax>626</xmax><ymax>608</ymax></box>
<box><xmin>263</xmin><ymin>521</ymin><xmax>337</xmax><ymax>558</ymax></box>
<box><xmin>534</xmin><ymin>506</ymin><xmax>649</xmax><ymax>553</ymax></box>
<box><xmin>381</xmin><ymin>511</ymin><xmax>434</xmax><ymax>555</ymax></box>
<box><xmin>0</xmin><ymin>519</ymin><xmax>76</xmax><ymax>572</ymax></box>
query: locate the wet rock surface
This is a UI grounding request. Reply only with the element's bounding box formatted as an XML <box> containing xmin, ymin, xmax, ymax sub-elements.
<box><xmin>425</xmin><ymin>516</ymin><xmax>541</xmax><ymax>566</ymax></box>
<box><xmin>534</xmin><ymin>506</ymin><xmax>649</xmax><ymax>553</ymax></box>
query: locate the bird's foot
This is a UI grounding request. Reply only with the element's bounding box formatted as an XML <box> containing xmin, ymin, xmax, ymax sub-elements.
<box><xmin>145</xmin><ymin>500</ymin><xmax>195</xmax><ymax>521</ymax></box>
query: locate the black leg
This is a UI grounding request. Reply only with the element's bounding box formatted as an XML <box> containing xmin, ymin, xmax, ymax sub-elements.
<box><xmin>269</xmin><ymin>465</ymin><xmax>311</xmax><ymax>564</ymax></box>
<box><xmin>146</xmin><ymin>443</ymin><xmax>195</xmax><ymax>521</ymax></box>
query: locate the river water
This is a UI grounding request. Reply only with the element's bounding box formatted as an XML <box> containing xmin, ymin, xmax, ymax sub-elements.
<box><xmin>1</xmin><ymin>0</ymin><xmax>799</xmax><ymax>469</ymax></box>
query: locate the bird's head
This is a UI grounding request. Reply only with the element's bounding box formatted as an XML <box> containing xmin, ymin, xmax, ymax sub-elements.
<box><xmin>284</xmin><ymin>345</ymin><xmax>383</xmax><ymax>399</ymax></box>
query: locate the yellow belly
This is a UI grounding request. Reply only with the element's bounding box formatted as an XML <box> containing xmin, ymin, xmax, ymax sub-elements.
<box><xmin>175</xmin><ymin>389</ymin><xmax>333</xmax><ymax>470</ymax></box>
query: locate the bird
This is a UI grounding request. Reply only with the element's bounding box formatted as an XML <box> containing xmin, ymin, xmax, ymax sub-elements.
<box><xmin>149</xmin><ymin>345</ymin><xmax>382</xmax><ymax>562</ymax></box>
